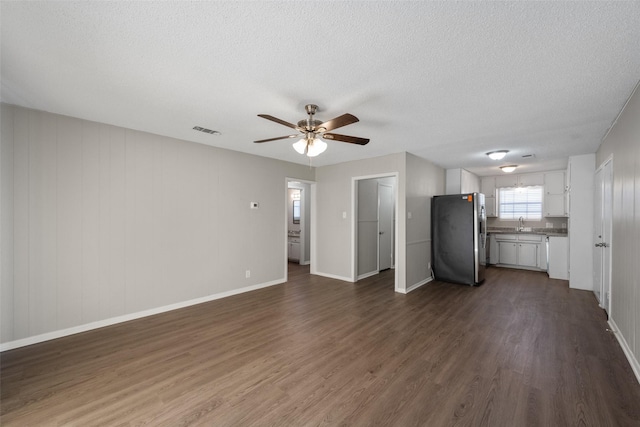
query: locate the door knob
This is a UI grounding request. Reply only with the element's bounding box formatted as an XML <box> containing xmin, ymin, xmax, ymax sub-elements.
<box><xmin>379</xmin><ymin>231</ymin><xmax>384</xmax><ymax>235</ymax></box>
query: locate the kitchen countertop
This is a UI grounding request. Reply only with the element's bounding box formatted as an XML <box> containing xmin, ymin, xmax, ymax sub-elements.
<box><xmin>487</xmin><ymin>228</ymin><xmax>568</xmax><ymax>237</ymax></box>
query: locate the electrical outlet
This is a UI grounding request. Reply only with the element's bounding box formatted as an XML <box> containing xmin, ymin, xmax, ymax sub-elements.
<box><xmin>342</xmin><ymin>211</ymin><xmax>347</xmax><ymax>219</ymax></box>
<box><xmin>408</xmin><ymin>212</ymin><xmax>412</xmax><ymax>219</ymax></box>
<box><xmin>245</xmin><ymin>270</ymin><xmax>251</xmax><ymax>278</ymax></box>
<box><xmin>427</xmin><ymin>262</ymin><xmax>431</xmax><ymax>270</ymax></box>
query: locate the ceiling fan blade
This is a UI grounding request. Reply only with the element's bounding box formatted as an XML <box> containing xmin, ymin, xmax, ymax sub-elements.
<box><xmin>254</xmin><ymin>134</ymin><xmax>300</xmax><ymax>143</ymax></box>
<box><xmin>318</xmin><ymin>114</ymin><xmax>359</xmax><ymax>132</ymax></box>
<box><xmin>323</xmin><ymin>133</ymin><xmax>370</xmax><ymax>145</ymax></box>
<box><xmin>257</xmin><ymin>114</ymin><xmax>299</xmax><ymax>130</ymax></box>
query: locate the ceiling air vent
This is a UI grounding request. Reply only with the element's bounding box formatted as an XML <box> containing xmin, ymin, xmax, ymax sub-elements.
<box><xmin>193</xmin><ymin>126</ymin><xmax>221</xmax><ymax>135</ymax></box>
<box><xmin>522</xmin><ymin>154</ymin><xmax>535</xmax><ymax>158</ymax></box>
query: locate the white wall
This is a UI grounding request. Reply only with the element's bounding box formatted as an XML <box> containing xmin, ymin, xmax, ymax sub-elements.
<box><xmin>596</xmin><ymin>81</ymin><xmax>640</xmax><ymax>381</ymax></box>
<box><xmin>0</xmin><ymin>104</ymin><xmax>314</xmax><ymax>347</ymax></box>
<box><xmin>406</xmin><ymin>153</ymin><xmax>446</xmax><ymax>291</ymax></box>
<box><xmin>314</xmin><ymin>152</ymin><xmax>444</xmax><ymax>292</ymax></box>
<box><xmin>315</xmin><ymin>153</ymin><xmax>406</xmax><ymax>286</ymax></box>
<box><xmin>568</xmin><ymin>153</ymin><xmax>595</xmax><ymax>290</ymax></box>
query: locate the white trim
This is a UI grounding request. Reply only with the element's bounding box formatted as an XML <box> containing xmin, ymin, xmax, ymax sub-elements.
<box><xmin>357</xmin><ymin>270</ymin><xmax>379</xmax><ymax>281</ymax></box>
<box><xmin>600</xmin><ymin>79</ymin><xmax>640</xmax><ymax>143</ymax></box>
<box><xmin>0</xmin><ymin>278</ymin><xmax>285</xmax><ymax>352</ymax></box>
<box><xmin>407</xmin><ymin>239</ymin><xmax>430</xmax><ymax>246</ymax></box>
<box><xmin>596</xmin><ymin>154</ymin><xmax>614</xmax><ymax>173</ymax></box>
<box><xmin>404</xmin><ymin>276</ymin><xmax>434</xmax><ymax>294</ymax></box>
<box><xmin>608</xmin><ymin>318</ymin><xmax>640</xmax><ymax>385</ymax></box>
<box><xmin>313</xmin><ymin>271</ymin><xmax>354</xmax><ymax>283</ymax></box>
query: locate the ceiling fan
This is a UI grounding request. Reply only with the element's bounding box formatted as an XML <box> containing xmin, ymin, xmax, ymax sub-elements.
<box><xmin>254</xmin><ymin>104</ymin><xmax>369</xmax><ymax>157</ymax></box>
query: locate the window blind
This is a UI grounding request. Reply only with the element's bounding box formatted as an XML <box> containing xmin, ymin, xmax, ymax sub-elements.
<box><xmin>498</xmin><ymin>186</ymin><xmax>543</xmax><ymax>220</ymax></box>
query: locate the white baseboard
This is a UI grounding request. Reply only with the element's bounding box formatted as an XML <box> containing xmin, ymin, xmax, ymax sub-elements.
<box><xmin>608</xmin><ymin>318</ymin><xmax>640</xmax><ymax>385</ymax></box>
<box><xmin>357</xmin><ymin>271</ymin><xmax>379</xmax><ymax>281</ymax></box>
<box><xmin>313</xmin><ymin>271</ymin><xmax>354</xmax><ymax>283</ymax></box>
<box><xmin>0</xmin><ymin>278</ymin><xmax>286</xmax><ymax>352</ymax></box>
<box><xmin>402</xmin><ymin>276</ymin><xmax>433</xmax><ymax>294</ymax></box>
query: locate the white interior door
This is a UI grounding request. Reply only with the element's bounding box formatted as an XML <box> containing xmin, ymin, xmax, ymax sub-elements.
<box><xmin>594</xmin><ymin>160</ymin><xmax>613</xmax><ymax>314</ymax></box>
<box><xmin>593</xmin><ymin>168</ymin><xmax>603</xmax><ymax>303</ymax></box>
<box><xmin>378</xmin><ymin>183</ymin><xmax>393</xmax><ymax>271</ymax></box>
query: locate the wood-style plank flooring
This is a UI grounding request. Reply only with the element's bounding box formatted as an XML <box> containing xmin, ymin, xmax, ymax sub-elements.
<box><xmin>2</xmin><ymin>264</ymin><xmax>640</xmax><ymax>426</ymax></box>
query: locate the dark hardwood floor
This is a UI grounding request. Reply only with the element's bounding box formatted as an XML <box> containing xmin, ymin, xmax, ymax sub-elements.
<box><xmin>2</xmin><ymin>264</ymin><xmax>639</xmax><ymax>426</ymax></box>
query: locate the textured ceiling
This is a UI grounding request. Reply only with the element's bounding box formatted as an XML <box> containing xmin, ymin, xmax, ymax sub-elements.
<box><xmin>2</xmin><ymin>1</ymin><xmax>639</xmax><ymax>175</ymax></box>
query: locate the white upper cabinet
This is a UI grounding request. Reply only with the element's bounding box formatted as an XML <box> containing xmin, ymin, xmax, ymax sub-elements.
<box><xmin>494</xmin><ymin>174</ymin><xmax>518</xmax><ymax>188</ymax></box>
<box><xmin>544</xmin><ymin>171</ymin><xmax>566</xmax><ymax>194</ymax></box>
<box><xmin>480</xmin><ymin>176</ymin><xmax>496</xmax><ymax>197</ymax></box>
<box><xmin>480</xmin><ymin>176</ymin><xmax>497</xmax><ymax>217</ymax></box>
<box><xmin>486</xmin><ymin>170</ymin><xmax>566</xmax><ymax>218</ymax></box>
<box><xmin>446</xmin><ymin>168</ymin><xmax>480</xmax><ymax>194</ymax></box>
<box><xmin>544</xmin><ymin>171</ymin><xmax>568</xmax><ymax>217</ymax></box>
<box><xmin>518</xmin><ymin>173</ymin><xmax>544</xmax><ymax>187</ymax></box>
<box><xmin>495</xmin><ymin>172</ymin><xmax>544</xmax><ymax>188</ymax></box>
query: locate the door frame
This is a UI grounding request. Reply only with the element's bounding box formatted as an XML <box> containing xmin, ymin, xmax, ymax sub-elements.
<box><xmin>351</xmin><ymin>173</ymin><xmax>399</xmax><ymax>289</ymax></box>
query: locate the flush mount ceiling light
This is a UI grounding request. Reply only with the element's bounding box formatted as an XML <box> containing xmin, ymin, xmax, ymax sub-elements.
<box><xmin>486</xmin><ymin>150</ymin><xmax>509</xmax><ymax>160</ymax></box>
<box><xmin>500</xmin><ymin>165</ymin><xmax>518</xmax><ymax>173</ymax></box>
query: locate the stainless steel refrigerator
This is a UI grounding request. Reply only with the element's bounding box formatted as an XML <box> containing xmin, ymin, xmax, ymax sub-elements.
<box><xmin>431</xmin><ymin>193</ymin><xmax>486</xmax><ymax>286</ymax></box>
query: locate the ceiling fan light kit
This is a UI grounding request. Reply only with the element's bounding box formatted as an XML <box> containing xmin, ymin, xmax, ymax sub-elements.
<box><xmin>500</xmin><ymin>165</ymin><xmax>518</xmax><ymax>173</ymax></box>
<box><xmin>292</xmin><ymin>137</ymin><xmax>328</xmax><ymax>157</ymax></box>
<box><xmin>486</xmin><ymin>150</ymin><xmax>509</xmax><ymax>160</ymax></box>
<box><xmin>255</xmin><ymin>104</ymin><xmax>369</xmax><ymax>157</ymax></box>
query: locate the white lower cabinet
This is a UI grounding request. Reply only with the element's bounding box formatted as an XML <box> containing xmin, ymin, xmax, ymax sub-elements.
<box><xmin>498</xmin><ymin>241</ymin><xmax>518</xmax><ymax>265</ymax></box>
<box><xmin>547</xmin><ymin>236</ymin><xmax>569</xmax><ymax>279</ymax></box>
<box><xmin>517</xmin><ymin>243</ymin><xmax>538</xmax><ymax>268</ymax></box>
<box><xmin>288</xmin><ymin>239</ymin><xmax>300</xmax><ymax>261</ymax></box>
<box><xmin>495</xmin><ymin>234</ymin><xmax>544</xmax><ymax>270</ymax></box>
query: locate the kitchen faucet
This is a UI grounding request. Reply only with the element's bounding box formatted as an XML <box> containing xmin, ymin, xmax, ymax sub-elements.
<box><xmin>518</xmin><ymin>216</ymin><xmax>524</xmax><ymax>231</ymax></box>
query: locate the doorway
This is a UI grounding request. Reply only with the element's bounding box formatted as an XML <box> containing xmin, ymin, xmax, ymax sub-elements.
<box><xmin>286</xmin><ymin>179</ymin><xmax>315</xmax><ymax>280</ymax></box>
<box><xmin>354</xmin><ymin>175</ymin><xmax>397</xmax><ymax>282</ymax></box>
<box><xmin>593</xmin><ymin>158</ymin><xmax>613</xmax><ymax>315</ymax></box>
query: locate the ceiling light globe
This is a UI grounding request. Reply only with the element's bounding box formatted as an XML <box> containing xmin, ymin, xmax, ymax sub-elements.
<box><xmin>306</xmin><ymin>139</ymin><xmax>327</xmax><ymax>157</ymax></box>
<box><xmin>500</xmin><ymin>165</ymin><xmax>517</xmax><ymax>173</ymax></box>
<box><xmin>292</xmin><ymin>139</ymin><xmax>307</xmax><ymax>155</ymax></box>
<box><xmin>487</xmin><ymin>150</ymin><xmax>508</xmax><ymax>160</ymax></box>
